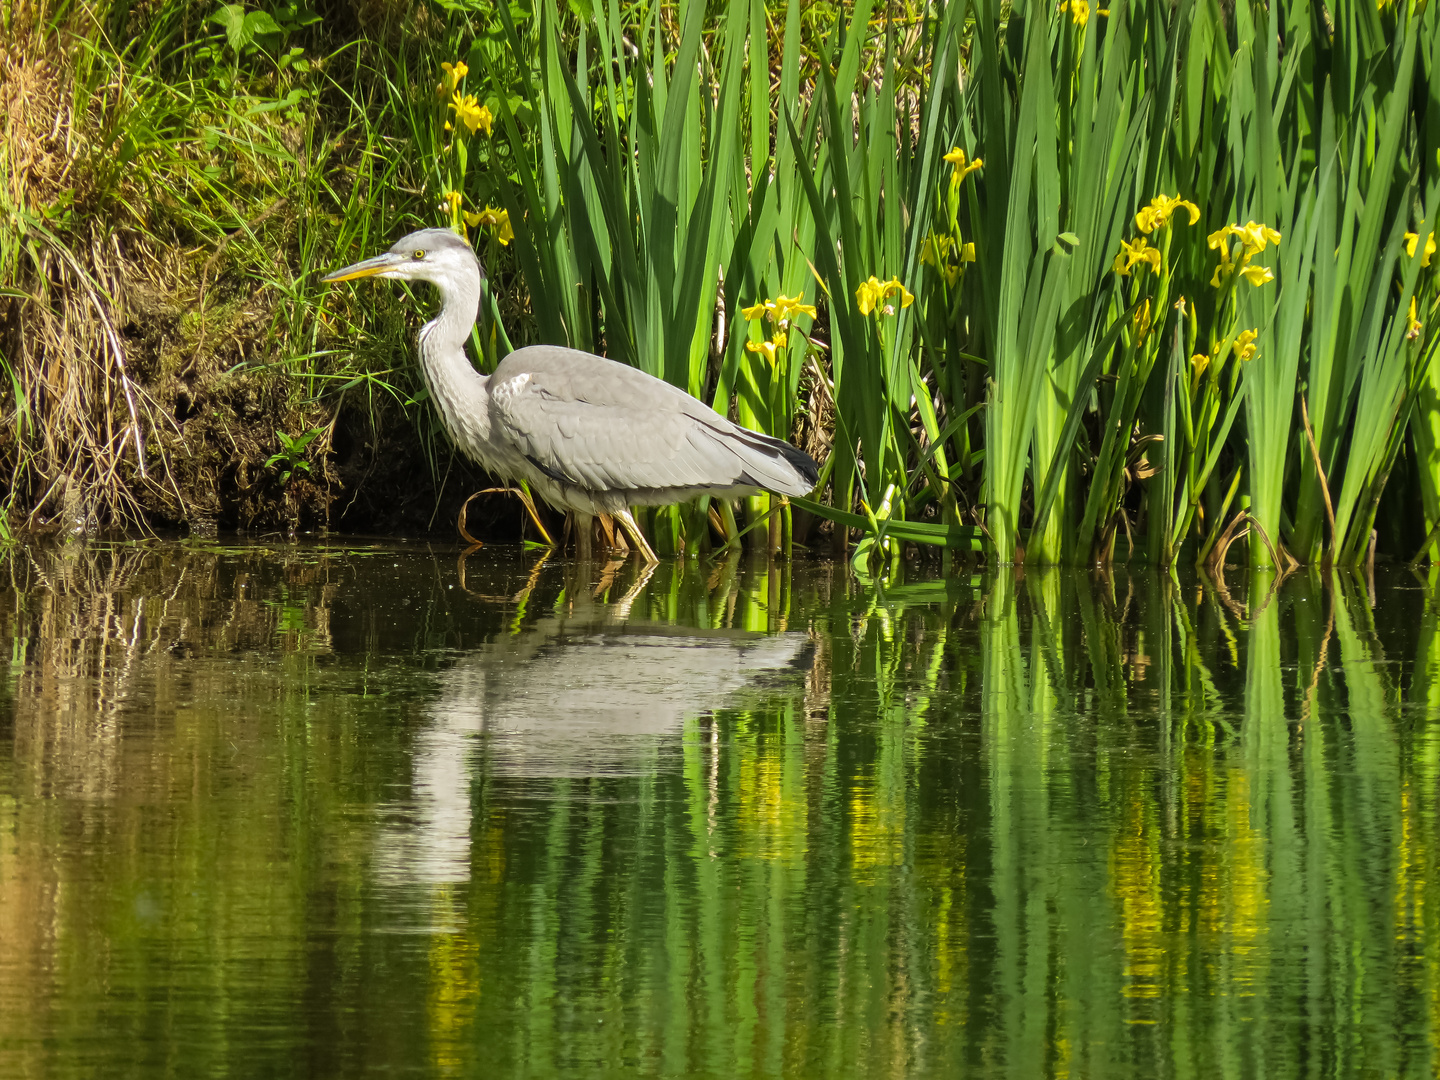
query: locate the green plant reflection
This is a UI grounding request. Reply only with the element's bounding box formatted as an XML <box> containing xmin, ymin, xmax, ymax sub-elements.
<box><xmin>1</xmin><ymin>544</ymin><xmax>1439</xmax><ymax>1076</ymax></box>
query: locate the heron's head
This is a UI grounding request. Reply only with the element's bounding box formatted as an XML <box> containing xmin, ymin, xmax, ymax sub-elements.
<box><xmin>321</xmin><ymin>228</ymin><xmax>482</xmax><ymax>292</ymax></box>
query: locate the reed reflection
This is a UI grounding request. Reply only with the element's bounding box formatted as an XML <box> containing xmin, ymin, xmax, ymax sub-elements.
<box><xmin>0</xmin><ymin>548</ymin><xmax>1439</xmax><ymax>1077</ymax></box>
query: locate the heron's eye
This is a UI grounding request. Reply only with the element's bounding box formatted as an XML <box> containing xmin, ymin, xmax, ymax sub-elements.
<box><xmin>412</xmin><ymin>250</ymin><xmax>426</xmax><ymax>260</ymax></box>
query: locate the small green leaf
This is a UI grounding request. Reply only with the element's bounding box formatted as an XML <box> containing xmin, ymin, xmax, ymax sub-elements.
<box><xmin>208</xmin><ymin>4</ymin><xmax>249</xmax><ymax>49</ymax></box>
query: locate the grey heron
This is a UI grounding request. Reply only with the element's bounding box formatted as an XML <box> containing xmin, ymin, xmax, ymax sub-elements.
<box><xmin>322</xmin><ymin>228</ymin><xmax>819</xmax><ymax>562</ymax></box>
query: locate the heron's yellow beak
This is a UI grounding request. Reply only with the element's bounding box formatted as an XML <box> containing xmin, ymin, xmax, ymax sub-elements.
<box><xmin>321</xmin><ymin>252</ymin><xmax>404</xmax><ymax>283</ymax></box>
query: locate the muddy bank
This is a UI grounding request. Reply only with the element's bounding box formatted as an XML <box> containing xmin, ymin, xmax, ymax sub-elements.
<box><xmin>0</xmin><ymin>0</ymin><xmax>526</xmax><ymax>541</ymax></box>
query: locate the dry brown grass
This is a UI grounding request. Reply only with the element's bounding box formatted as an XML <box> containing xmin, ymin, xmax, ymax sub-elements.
<box><xmin>0</xmin><ymin>0</ymin><xmax>344</xmax><ymax>537</ymax></box>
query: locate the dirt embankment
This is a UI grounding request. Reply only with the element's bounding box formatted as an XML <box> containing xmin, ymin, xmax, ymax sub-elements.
<box><xmin>0</xmin><ymin>0</ymin><xmax>514</xmax><ymax>541</ymax></box>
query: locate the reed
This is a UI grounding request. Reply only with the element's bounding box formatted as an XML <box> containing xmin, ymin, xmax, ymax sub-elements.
<box><xmin>437</xmin><ymin>0</ymin><xmax>1436</xmax><ymax>569</ymax></box>
<box><xmin>2</xmin><ymin>0</ymin><xmax>1436</xmax><ymax>569</ymax></box>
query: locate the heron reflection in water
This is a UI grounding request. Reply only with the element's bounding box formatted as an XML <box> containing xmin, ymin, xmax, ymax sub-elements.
<box><xmin>373</xmin><ymin>557</ymin><xmax>813</xmax><ymax>885</ymax></box>
<box><xmin>322</xmin><ymin>229</ymin><xmax>818</xmax><ymax>562</ymax></box>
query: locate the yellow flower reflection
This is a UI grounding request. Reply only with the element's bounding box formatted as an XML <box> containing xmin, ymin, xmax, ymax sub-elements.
<box><xmin>1110</xmin><ymin>787</ymin><xmax>1164</xmax><ymax>1005</ymax></box>
<box><xmin>849</xmin><ymin>769</ymin><xmax>903</xmax><ymax>880</ymax></box>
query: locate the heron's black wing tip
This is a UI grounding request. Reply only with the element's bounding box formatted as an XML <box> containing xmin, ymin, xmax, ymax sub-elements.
<box><xmin>525</xmin><ymin>453</ymin><xmax>574</xmax><ymax>486</ymax></box>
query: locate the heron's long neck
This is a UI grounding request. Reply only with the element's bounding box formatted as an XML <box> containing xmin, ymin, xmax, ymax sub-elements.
<box><xmin>417</xmin><ymin>273</ymin><xmax>500</xmax><ymax>468</ymax></box>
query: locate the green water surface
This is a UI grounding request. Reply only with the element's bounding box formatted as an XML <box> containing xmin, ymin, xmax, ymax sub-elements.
<box><xmin>1</xmin><ymin>542</ymin><xmax>1437</xmax><ymax>1078</ymax></box>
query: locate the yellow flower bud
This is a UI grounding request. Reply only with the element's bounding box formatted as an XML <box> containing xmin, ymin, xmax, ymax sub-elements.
<box><xmin>942</xmin><ymin>148</ymin><xmax>982</xmax><ymax>183</ymax></box>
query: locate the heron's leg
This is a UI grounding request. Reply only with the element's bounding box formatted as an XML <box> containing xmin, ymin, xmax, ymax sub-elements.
<box><xmin>614</xmin><ymin>508</ymin><xmax>659</xmax><ymax>566</ymax></box>
<box><xmin>574</xmin><ymin>512</ymin><xmax>594</xmax><ymax>561</ymax></box>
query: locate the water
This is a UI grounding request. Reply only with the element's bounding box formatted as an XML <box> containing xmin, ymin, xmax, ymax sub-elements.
<box><xmin>2</xmin><ymin>541</ymin><xmax>1438</xmax><ymax>1078</ymax></box>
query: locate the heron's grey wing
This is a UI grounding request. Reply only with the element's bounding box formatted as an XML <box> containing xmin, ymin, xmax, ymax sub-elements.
<box><xmin>488</xmin><ymin>347</ymin><xmax>772</xmax><ymax>495</ymax></box>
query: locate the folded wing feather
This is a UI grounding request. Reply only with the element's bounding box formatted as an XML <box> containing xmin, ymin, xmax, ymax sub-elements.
<box><xmin>489</xmin><ymin>346</ymin><xmax>814</xmax><ymax>498</ymax></box>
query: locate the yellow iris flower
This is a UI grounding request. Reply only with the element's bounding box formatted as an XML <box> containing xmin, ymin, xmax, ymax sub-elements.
<box><xmin>1209</xmin><ymin>251</ymin><xmax>1231</xmax><ymax>288</ymax></box>
<box><xmin>1209</xmin><ymin>220</ymin><xmax>1281</xmax><ymax>287</ymax></box>
<box><xmin>920</xmin><ymin>232</ymin><xmax>954</xmax><ymax>265</ymax></box>
<box><xmin>462</xmin><ymin>206</ymin><xmax>513</xmax><ymax>245</ymax></box>
<box><xmin>445</xmin><ymin>190</ymin><xmax>463</xmax><ymax>222</ymax></box>
<box><xmin>1230</xmin><ymin>220</ymin><xmax>1282</xmax><ymax>255</ymax></box>
<box><xmin>942</xmin><ymin>148</ymin><xmax>983</xmax><ymax>184</ymax></box>
<box><xmin>742</xmin><ymin>296</ymin><xmax>816</xmax><ymax>324</ymax></box>
<box><xmin>774</xmin><ymin>294</ymin><xmax>817</xmax><ymax>322</ymax></box>
<box><xmin>1112</xmin><ymin>235</ymin><xmax>1162</xmax><ymax>276</ymax></box>
<box><xmin>448</xmin><ymin>92</ymin><xmax>493</xmax><ymax>136</ymax></box>
<box><xmin>1190</xmin><ymin>352</ymin><xmax>1211</xmax><ymax>378</ymax></box>
<box><xmin>1404</xmin><ymin>231</ymin><xmax>1436</xmax><ymax>267</ymax></box>
<box><xmin>1134</xmin><ymin>194</ymin><xmax>1200</xmax><ymax>234</ymax></box>
<box><xmin>1235</xmin><ymin>328</ymin><xmax>1259</xmax><ymax>362</ymax></box>
<box><xmin>1408</xmin><ymin>297</ymin><xmax>1423</xmax><ymax>342</ymax></box>
<box><xmin>1240</xmin><ymin>264</ymin><xmax>1275</xmax><ymax>286</ymax></box>
<box><xmin>1058</xmin><ymin>0</ymin><xmax>1109</xmax><ymax>25</ymax></box>
<box><xmin>856</xmin><ymin>276</ymin><xmax>915</xmax><ymax>316</ymax></box>
<box><xmin>920</xmin><ymin>233</ymin><xmax>968</xmax><ymax>286</ymax></box>
<box><xmin>438</xmin><ymin>60</ymin><xmax>469</xmax><ymax>97</ymax></box>
<box><xmin>745</xmin><ymin>330</ymin><xmax>788</xmax><ymax>364</ymax></box>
